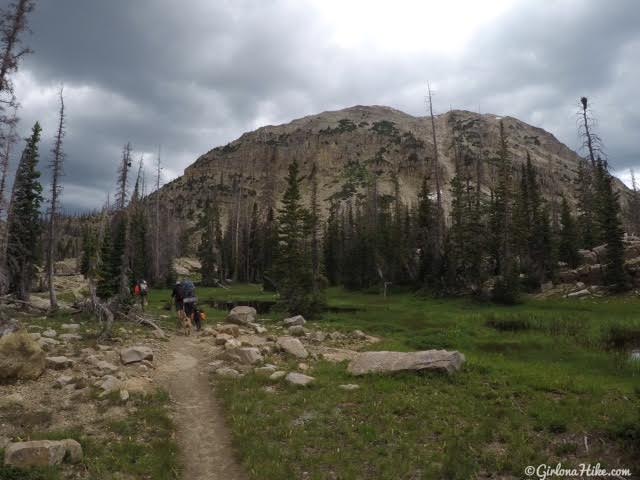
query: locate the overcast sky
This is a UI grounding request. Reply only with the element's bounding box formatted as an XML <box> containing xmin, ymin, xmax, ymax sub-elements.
<box><xmin>8</xmin><ymin>0</ymin><xmax>640</xmax><ymax>212</ymax></box>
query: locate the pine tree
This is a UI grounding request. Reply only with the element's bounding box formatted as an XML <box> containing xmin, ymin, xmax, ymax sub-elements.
<box><xmin>575</xmin><ymin>160</ymin><xmax>596</xmax><ymax>248</ymax></box>
<box><xmin>489</xmin><ymin>122</ymin><xmax>519</xmax><ymax>303</ymax></box>
<box><xmin>274</xmin><ymin>159</ymin><xmax>323</xmax><ymax>315</ymax></box>
<box><xmin>96</xmin><ymin>225</ymin><xmax>115</xmax><ymax>299</ymax></box>
<box><xmin>197</xmin><ymin>200</ymin><xmax>222</xmax><ymax>286</ymax></box>
<box><xmin>6</xmin><ymin>122</ymin><xmax>43</xmax><ymax>301</ymax></box>
<box><xmin>558</xmin><ymin>197</ymin><xmax>580</xmax><ymax>268</ymax></box>
<box><xmin>323</xmin><ymin>200</ymin><xmax>342</xmax><ymax>285</ymax></box>
<box><xmin>593</xmin><ymin>158</ymin><xmax>629</xmax><ymax>291</ymax></box>
<box><xmin>416</xmin><ymin>175</ymin><xmax>438</xmax><ymax>290</ymax></box>
<box><xmin>80</xmin><ymin>226</ymin><xmax>98</xmax><ymax>277</ymax></box>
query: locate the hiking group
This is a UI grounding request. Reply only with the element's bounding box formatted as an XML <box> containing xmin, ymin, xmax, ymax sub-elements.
<box><xmin>171</xmin><ymin>280</ymin><xmax>205</xmax><ymax>332</ymax></box>
<box><xmin>133</xmin><ymin>279</ymin><xmax>149</xmax><ymax>310</ymax></box>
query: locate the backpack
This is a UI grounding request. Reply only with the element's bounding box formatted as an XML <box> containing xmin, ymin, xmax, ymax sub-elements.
<box><xmin>140</xmin><ymin>281</ymin><xmax>148</xmax><ymax>293</ymax></box>
<box><xmin>134</xmin><ymin>284</ymin><xmax>141</xmax><ymax>296</ymax></box>
<box><xmin>182</xmin><ymin>280</ymin><xmax>195</xmax><ymax>298</ymax></box>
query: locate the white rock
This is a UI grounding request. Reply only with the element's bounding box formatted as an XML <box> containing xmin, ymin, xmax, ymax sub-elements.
<box><xmin>276</xmin><ymin>336</ymin><xmax>309</xmax><ymax>359</ymax></box>
<box><xmin>99</xmin><ymin>375</ymin><xmax>122</xmax><ymax>393</ymax></box>
<box><xmin>283</xmin><ymin>315</ymin><xmax>306</xmax><ymax>327</ymax></box>
<box><xmin>119</xmin><ymin>389</ymin><xmax>130</xmax><ymax>402</ymax></box>
<box><xmin>216</xmin><ymin>366</ymin><xmax>241</xmax><ymax>378</ymax></box>
<box><xmin>55</xmin><ymin>375</ymin><xmax>74</xmax><ymax>388</ymax></box>
<box><xmin>226</xmin><ymin>306</ymin><xmax>257</xmax><ymax>325</ymax></box>
<box><xmin>61</xmin><ymin>324</ymin><xmax>81</xmax><ymax>331</ymax></box>
<box><xmin>288</xmin><ymin>325</ymin><xmax>307</xmax><ymax>337</ymax></box>
<box><xmin>269</xmin><ymin>371</ymin><xmax>287</xmax><ymax>380</ymax></box>
<box><xmin>285</xmin><ymin>372</ymin><xmax>315</xmax><ymax>386</ymax></box>
<box><xmin>46</xmin><ymin>356</ymin><xmax>75</xmax><ymax>370</ymax></box>
<box><xmin>254</xmin><ymin>365</ymin><xmax>277</xmax><ymax>376</ymax></box>
<box><xmin>42</xmin><ymin>329</ymin><xmax>57</xmax><ymax>338</ymax></box>
<box><xmin>3</xmin><ymin>439</ymin><xmax>82</xmax><ymax>467</ymax></box>
<box><xmin>339</xmin><ymin>384</ymin><xmax>360</xmax><ymax>391</ymax></box>
<box><xmin>120</xmin><ymin>346</ymin><xmax>153</xmax><ymax>364</ymax></box>
<box><xmin>59</xmin><ymin>333</ymin><xmax>82</xmax><ymax>342</ymax></box>
<box><xmin>347</xmin><ymin>350</ymin><xmax>465</xmax><ymax>376</ymax></box>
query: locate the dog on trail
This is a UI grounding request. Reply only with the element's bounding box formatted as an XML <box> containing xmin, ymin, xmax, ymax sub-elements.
<box><xmin>177</xmin><ymin>309</ymin><xmax>192</xmax><ymax>336</ymax></box>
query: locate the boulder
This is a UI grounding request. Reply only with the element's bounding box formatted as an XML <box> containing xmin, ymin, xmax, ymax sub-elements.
<box><xmin>46</xmin><ymin>356</ymin><xmax>75</xmax><ymax>370</ymax></box>
<box><xmin>42</xmin><ymin>329</ymin><xmax>57</xmax><ymax>338</ymax></box>
<box><xmin>38</xmin><ymin>337</ymin><xmax>60</xmax><ymax>350</ymax></box>
<box><xmin>120</xmin><ymin>346</ymin><xmax>153</xmax><ymax>364</ymax></box>
<box><xmin>215</xmin><ymin>333</ymin><xmax>233</xmax><ymax>345</ymax></box>
<box><xmin>254</xmin><ymin>365</ymin><xmax>277</xmax><ymax>376</ymax></box>
<box><xmin>276</xmin><ymin>336</ymin><xmax>309</xmax><ymax>359</ymax></box>
<box><xmin>269</xmin><ymin>370</ymin><xmax>287</xmax><ymax>380</ymax></box>
<box><xmin>55</xmin><ymin>375</ymin><xmax>74</xmax><ymax>388</ymax></box>
<box><xmin>248</xmin><ymin>322</ymin><xmax>267</xmax><ymax>334</ymax></box>
<box><xmin>61</xmin><ymin>323</ymin><xmax>81</xmax><ymax>331</ymax></box>
<box><xmin>4</xmin><ymin>440</ymin><xmax>82</xmax><ymax>468</ymax></box>
<box><xmin>287</xmin><ymin>325</ymin><xmax>306</xmax><ymax>337</ymax></box>
<box><xmin>99</xmin><ymin>375</ymin><xmax>122</xmax><ymax>393</ymax></box>
<box><xmin>309</xmin><ymin>331</ymin><xmax>326</xmax><ymax>343</ymax></box>
<box><xmin>238</xmin><ymin>334</ymin><xmax>268</xmax><ymax>347</ymax></box>
<box><xmin>347</xmin><ymin>350</ymin><xmax>465</xmax><ymax>376</ymax></box>
<box><xmin>285</xmin><ymin>372</ymin><xmax>315</xmax><ymax>386</ymax></box>
<box><xmin>226</xmin><ymin>306</ymin><xmax>257</xmax><ymax>325</ymax></box>
<box><xmin>221</xmin><ymin>347</ymin><xmax>263</xmax><ymax>365</ymax></box>
<box><xmin>283</xmin><ymin>315</ymin><xmax>306</xmax><ymax>327</ymax></box>
<box><xmin>95</xmin><ymin>360</ymin><xmax>119</xmax><ymax>373</ymax></box>
<box><xmin>566</xmin><ymin>288</ymin><xmax>591</xmax><ymax>298</ymax></box>
<box><xmin>119</xmin><ymin>389</ymin><xmax>130</xmax><ymax>402</ymax></box>
<box><xmin>216</xmin><ymin>366</ymin><xmax>241</xmax><ymax>378</ymax></box>
<box><xmin>224</xmin><ymin>338</ymin><xmax>242</xmax><ymax>350</ymax></box>
<box><xmin>218</xmin><ymin>324</ymin><xmax>240</xmax><ymax>337</ymax></box>
<box><xmin>59</xmin><ymin>333</ymin><xmax>82</xmax><ymax>342</ymax></box>
<box><xmin>0</xmin><ymin>332</ymin><xmax>46</xmax><ymax>380</ymax></box>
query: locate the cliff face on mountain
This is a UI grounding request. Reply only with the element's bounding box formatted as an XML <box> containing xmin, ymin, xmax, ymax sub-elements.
<box><xmin>156</xmin><ymin>105</ymin><xmax>627</xmax><ymax>221</ymax></box>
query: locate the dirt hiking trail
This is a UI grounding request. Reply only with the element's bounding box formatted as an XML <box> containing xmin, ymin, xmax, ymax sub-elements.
<box><xmin>155</xmin><ymin>335</ymin><xmax>247</xmax><ymax>480</ymax></box>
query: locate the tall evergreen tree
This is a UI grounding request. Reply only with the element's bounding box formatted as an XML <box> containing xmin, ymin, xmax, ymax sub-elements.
<box><xmin>197</xmin><ymin>199</ymin><xmax>222</xmax><ymax>286</ymax></box>
<box><xmin>274</xmin><ymin>159</ymin><xmax>323</xmax><ymax>315</ymax></box>
<box><xmin>593</xmin><ymin>158</ymin><xmax>629</xmax><ymax>291</ymax></box>
<box><xmin>6</xmin><ymin>122</ymin><xmax>43</xmax><ymax>301</ymax></box>
<box><xmin>96</xmin><ymin>225</ymin><xmax>115</xmax><ymax>299</ymax></box>
<box><xmin>558</xmin><ymin>197</ymin><xmax>580</xmax><ymax>268</ymax></box>
<box><xmin>489</xmin><ymin>122</ymin><xmax>519</xmax><ymax>303</ymax></box>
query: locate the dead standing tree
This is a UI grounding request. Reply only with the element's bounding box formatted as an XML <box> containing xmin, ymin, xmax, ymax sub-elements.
<box><xmin>426</xmin><ymin>83</ymin><xmax>445</xmax><ymax>259</ymax></box>
<box><xmin>47</xmin><ymin>86</ymin><xmax>65</xmax><ymax>311</ymax></box>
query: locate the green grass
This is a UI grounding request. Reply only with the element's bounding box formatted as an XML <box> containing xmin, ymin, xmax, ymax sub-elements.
<box><xmin>0</xmin><ymin>390</ymin><xmax>180</xmax><ymax>480</ymax></box>
<box><xmin>172</xmin><ymin>285</ymin><xmax>640</xmax><ymax>479</ymax></box>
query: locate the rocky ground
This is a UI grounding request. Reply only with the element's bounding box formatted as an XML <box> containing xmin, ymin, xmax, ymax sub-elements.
<box><xmin>1</xmin><ymin>300</ymin><xmax>458</xmax><ymax>479</ymax></box>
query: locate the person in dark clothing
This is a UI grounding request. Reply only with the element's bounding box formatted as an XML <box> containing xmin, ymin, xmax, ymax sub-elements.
<box><xmin>171</xmin><ymin>281</ymin><xmax>184</xmax><ymax>311</ymax></box>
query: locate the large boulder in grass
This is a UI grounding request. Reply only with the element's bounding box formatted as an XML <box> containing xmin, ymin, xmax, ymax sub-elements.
<box><xmin>276</xmin><ymin>336</ymin><xmax>309</xmax><ymax>359</ymax></box>
<box><xmin>0</xmin><ymin>332</ymin><xmax>46</xmax><ymax>381</ymax></box>
<box><xmin>120</xmin><ymin>346</ymin><xmax>153</xmax><ymax>365</ymax></box>
<box><xmin>283</xmin><ymin>315</ymin><xmax>306</xmax><ymax>327</ymax></box>
<box><xmin>347</xmin><ymin>350</ymin><xmax>465</xmax><ymax>376</ymax></box>
<box><xmin>225</xmin><ymin>306</ymin><xmax>257</xmax><ymax>325</ymax></box>
<box><xmin>220</xmin><ymin>346</ymin><xmax>263</xmax><ymax>365</ymax></box>
<box><xmin>4</xmin><ymin>439</ymin><xmax>82</xmax><ymax>468</ymax></box>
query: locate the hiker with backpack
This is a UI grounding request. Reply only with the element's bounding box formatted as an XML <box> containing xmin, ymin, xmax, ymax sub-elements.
<box><xmin>181</xmin><ymin>279</ymin><xmax>197</xmax><ymax>320</ymax></box>
<box><xmin>133</xmin><ymin>279</ymin><xmax>149</xmax><ymax>311</ymax></box>
<box><xmin>171</xmin><ymin>281</ymin><xmax>184</xmax><ymax>311</ymax></box>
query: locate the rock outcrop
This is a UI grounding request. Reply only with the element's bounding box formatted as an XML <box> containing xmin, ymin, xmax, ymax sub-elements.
<box><xmin>4</xmin><ymin>439</ymin><xmax>82</xmax><ymax>468</ymax></box>
<box><xmin>347</xmin><ymin>350</ymin><xmax>465</xmax><ymax>376</ymax></box>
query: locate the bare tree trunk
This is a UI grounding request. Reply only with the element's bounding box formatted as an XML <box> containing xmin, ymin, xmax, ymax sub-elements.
<box><xmin>580</xmin><ymin>97</ymin><xmax>597</xmax><ymax>167</ymax></box>
<box><xmin>154</xmin><ymin>147</ymin><xmax>161</xmax><ymax>283</ymax></box>
<box><xmin>427</xmin><ymin>83</ymin><xmax>444</xmax><ymax>249</ymax></box>
<box><xmin>47</xmin><ymin>87</ymin><xmax>65</xmax><ymax>311</ymax></box>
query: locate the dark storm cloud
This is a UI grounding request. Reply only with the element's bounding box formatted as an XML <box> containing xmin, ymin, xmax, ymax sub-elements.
<box><xmin>10</xmin><ymin>0</ymin><xmax>640</xmax><ymax>211</ymax></box>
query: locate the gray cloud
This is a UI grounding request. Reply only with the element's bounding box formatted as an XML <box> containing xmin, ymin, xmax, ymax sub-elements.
<box><xmin>7</xmin><ymin>0</ymin><xmax>640</xmax><ymax>211</ymax></box>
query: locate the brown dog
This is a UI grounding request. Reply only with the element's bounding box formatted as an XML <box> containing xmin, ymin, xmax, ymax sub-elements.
<box><xmin>177</xmin><ymin>309</ymin><xmax>192</xmax><ymax>336</ymax></box>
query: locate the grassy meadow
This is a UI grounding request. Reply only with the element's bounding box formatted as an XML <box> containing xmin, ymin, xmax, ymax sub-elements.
<box><xmin>147</xmin><ymin>285</ymin><xmax>640</xmax><ymax>479</ymax></box>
